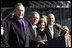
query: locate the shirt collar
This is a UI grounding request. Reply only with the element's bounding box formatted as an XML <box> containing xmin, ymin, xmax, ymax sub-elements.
<box><xmin>48</xmin><ymin>24</ymin><xmax>53</xmax><ymax>28</ymax></box>
<box><xmin>32</xmin><ymin>25</ymin><xmax>37</xmax><ymax>29</ymax></box>
<box><xmin>29</xmin><ymin>22</ymin><xmax>37</xmax><ymax>29</ymax></box>
<box><xmin>30</xmin><ymin>24</ymin><xmax>37</xmax><ymax>29</ymax></box>
<box><xmin>14</xmin><ymin>15</ymin><xmax>24</xmax><ymax>23</ymax></box>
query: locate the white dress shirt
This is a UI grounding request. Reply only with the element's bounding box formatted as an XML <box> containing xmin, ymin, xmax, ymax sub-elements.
<box><xmin>32</xmin><ymin>25</ymin><xmax>37</xmax><ymax>37</ymax></box>
<box><xmin>48</xmin><ymin>25</ymin><xmax>54</xmax><ymax>39</ymax></box>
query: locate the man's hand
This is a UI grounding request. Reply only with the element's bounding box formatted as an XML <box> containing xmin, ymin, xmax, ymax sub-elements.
<box><xmin>38</xmin><ymin>40</ymin><xmax>47</xmax><ymax>44</ymax></box>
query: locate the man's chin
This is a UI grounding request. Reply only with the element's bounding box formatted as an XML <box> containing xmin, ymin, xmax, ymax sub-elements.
<box><xmin>32</xmin><ymin>23</ymin><xmax>37</xmax><ymax>25</ymax></box>
<box><xmin>19</xmin><ymin>16</ymin><xmax>24</xmax><ymax>18</ymax></box>
<box><xmin>34</xmin><ymin>23</ymin><xmax>37</xmax><ymax>25</ymax></box>
<box><xmin>49</xmin><ymin>23</ymin><xmax>54</xmax><ymax>25</ymax></box>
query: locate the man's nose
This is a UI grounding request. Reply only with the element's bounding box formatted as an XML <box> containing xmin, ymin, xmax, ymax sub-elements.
<box><xmin>19</xmin><ymin>11</ymin><xmax>22</xmax><ymax>14</ymax></box>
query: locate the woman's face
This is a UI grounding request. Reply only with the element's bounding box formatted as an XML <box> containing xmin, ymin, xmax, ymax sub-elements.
<box><xmin>38</xmin><ymin>22</ymin><xmax>45</xmax><ymax>31</ymax></box>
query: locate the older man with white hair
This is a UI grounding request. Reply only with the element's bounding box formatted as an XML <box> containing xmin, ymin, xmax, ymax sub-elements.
<box><xmin>1</xmin><ymin>3</ymin><xmax>30</xmax><ymax>47</ymax></box>
<box><xmin>28</xmin><ymin>11</ymin><xmax>40</xmax><ymax>47</ymax></box>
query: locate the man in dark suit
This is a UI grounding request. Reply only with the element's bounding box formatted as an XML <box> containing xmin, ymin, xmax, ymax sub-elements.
<box><xmin>1</xmin><ymin>21</ymin><xmax>9</xmax><ymax>47</ymax></box>
<box><xmin>45</xmin><ymin>13</ymin><xmax>59</xmax><ymax>40</ymax></box>
<box><xmin>2</xmin><ymin>3</ymin><xmax>30</xmax><ymax>47</ymax></box>
<box><xmin>28</xmin><ymin>11</ymin><xmax>40</xmax><ymax>47</ymax></box>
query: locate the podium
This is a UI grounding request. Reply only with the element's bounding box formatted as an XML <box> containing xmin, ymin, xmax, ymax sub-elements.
<box><xmin>40</xmin><ymin>36</ymin><xmax>66</xmax><ymax>47</ymax></box>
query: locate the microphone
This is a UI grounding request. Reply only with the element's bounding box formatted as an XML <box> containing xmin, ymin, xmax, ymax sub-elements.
<box><xmin>53</xmin><ymin>23</ymin><xmax>66</xmax><ymax>35</ymax></box>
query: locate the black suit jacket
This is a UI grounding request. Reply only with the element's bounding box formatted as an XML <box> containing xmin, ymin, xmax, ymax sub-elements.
<box><xmin>3</xmin><ymin>17</ymin><xmax>30</xmax><ymax>47</ymax></box>
<box><xmin>28</xmin><ymin>22</ymin><xmax>38</xmax><ymax>41</ymax></box>
<box><xmin>28</xmin><ymin>22</ymin><xmax>38</xmax><ymax>47</ymax></box>
<box><xmin>45</xmin><ymin>25</ymin><xmax>59</xmax><ymax>40</ymax></box>
<box><xmin>1</xmin><ymin>20</ymin><xmax>10</xmax><ymax>47</ymax></box>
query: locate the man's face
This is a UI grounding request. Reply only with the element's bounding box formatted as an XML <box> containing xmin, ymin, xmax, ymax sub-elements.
<box><xmin>30</xmin><ymin>13</ymin><xmax>40</xmax><ymax>25</ymax></box>
<box><xmin>47</xmin><ymin>14</ymin><xmax>55</xmax><ymax>25</ymax></box>
<box><xmin>14</xmin><ymin>5</ymin><xmax>25</xmax><ymax>19</ymax></box>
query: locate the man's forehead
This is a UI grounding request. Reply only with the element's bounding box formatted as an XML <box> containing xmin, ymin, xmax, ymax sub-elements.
<box><xmin>32</xmin><ymin>15</ymin><xmax>39</xmax><ymax>18</ymax></box>
<box><xmin>48</xmin><ymin>15</ymin><xmax>55</xmax><ymax>18</ymax></box>
<box><xmin>16</xmin><ymin>5</ymin><xmax>25</xmax><ymax>10</ymax></box>
<box><xmin>32</xmin><ymin>14</ymin><xmax>39</xmax><ymax>17</ymax></box>
<box><xmin>48</xmin><ymin>13</ymin><xmax>54</xmax><ymax>16</ymax></box>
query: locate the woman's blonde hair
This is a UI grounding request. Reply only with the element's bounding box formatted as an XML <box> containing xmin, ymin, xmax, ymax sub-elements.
<box><xmin>37</xmin><ymin>18</ymin><xmax>47</xmax><ymax>27</ymax></box>
<box><xmin>41</xmin><ymin>15</ymin><xmax>47</xmax><ymax>25</ymax></box>
<box><xmin>63</xmin><ymin>26</ymin><xmax>69</xmax><ymax>32</ymax></box>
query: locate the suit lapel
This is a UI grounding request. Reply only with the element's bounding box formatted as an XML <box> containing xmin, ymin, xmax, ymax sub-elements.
<box><xmin>54</xmin><ymin>27</ymin><xmax>59</xmax><ymax>38</ymax></box>
<box><xmin>23</xmin><ymin>20</ymin><xmax>28</xmax><ymax>36</ymax></box>
<box><xmin>28</xmin><ymin>22</ymin><xmax>35</xmax><ymax>36</ymax></box>
<box><xmin>11</xmin><ymin>18</ymin><xmax>25</xmax><ymax>41</ymax></box>
<box><xmin>31</xmin><ymin>28</ymin><xmax>35</xmax><ymax>35</ymax></box>
<box><xmin>54</xmin><ymin>28</ymin><xmax>55</xmax><ymax>38</ymax></box>
<box><xmin>45</xmin><ymin>26</ymin><xmax>52</xmax><ymax>39</ymax></box>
